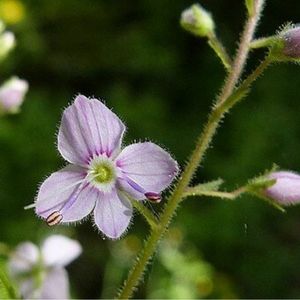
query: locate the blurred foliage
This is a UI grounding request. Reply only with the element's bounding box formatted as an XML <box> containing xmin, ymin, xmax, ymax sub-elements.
<box><xmin>147</xmin><ymin>227</ymin><xmax>237</xmax><ymax>299</ymax></box>
<box><xmin>0</xmin><ymin>260</ymin><xmax>18</xmax><ymax>299</ymax></box>
<box><xmin>1</xmin><ymin>0</ymin><xmax>300</xmax><ymax>298</ymax></box>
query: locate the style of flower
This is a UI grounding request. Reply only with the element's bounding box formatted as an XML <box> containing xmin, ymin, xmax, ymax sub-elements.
<box><xmin>35</xmin><ymin>95</ymin><xmax>178</xmax><ymax>239</ymax></box>
<box><xmin>0</xmin><ymin>76</ymin><xmax>28</xmax><ymax>114</ymax></box>
<box><xmin>265</xmin><ymin>171</ymin><xmax>300</xmax><ymax>205</ymax></box>
<box><xmin>9</xmin><ymin>235</ymin><xmax>82</xmax><ymax>299</ymax></box>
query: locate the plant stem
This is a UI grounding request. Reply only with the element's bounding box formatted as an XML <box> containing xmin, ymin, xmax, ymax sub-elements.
<box><xmin>250</xmin><ymin>36</ymin><xmax>276</xmax><ymax>49</ymax></box>
<box><xmin>216</xmin><ymin>0</ymin><xmax>264</xmax><ymax>107</ymax></box>
<box><xmin>183</xmin><ymin>186</ymin><xmax>247</xmax><ymax>200</ymax></box>
<box><xmin>185</xmin><ymin>190</ymin><xmax>236</xmax><ymax>199</ymax></box>
<box><xmin>207</xmin><ymin>32</ymin><xmax>232</xmax><ymax>71</ymax></box>
<box><xmin>117</xmin><ymin>1</ymin><xmax>265</xmax><ymax>298</ymax></box>
<box><xmin>130</xmin><ymin>199</ymin><xmax>159</xmax><ymax>230</ymax></box>
<box><xmin>219</xmin><ymin>55</ymin><xmax>271</xmax><ymax>112</ymax></box>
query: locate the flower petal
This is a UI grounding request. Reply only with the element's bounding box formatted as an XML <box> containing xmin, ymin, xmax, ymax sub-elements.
<box><xmin>9</xmin><ymin>242</ymin><xmax>39</xmax><ymax>275</ymax></box>
<box><xmin>41</xmin><ymin>235</ymin><xmax>82</xmax><ymax>267</ymax></box>
<box><xmin>35</xmin><ymin>165</ymin><xmax>96</xmax><ymax>223</ymax></box>
<box><xmin>18</xmin><ymin>279</ymin><xmax>38</xmax><ymax>299</ymax></box>
<box><xmin>40</xmin><ymin>267</ymin><xmax>70</xmax><ymax>299</ymax></box>
<box><xmin>58</xmin><ymin>95</ymin><xmax>126</xmax><ymax>166</ymax></box>
<box><xmin>94</xmin><ymin>189</ymin><xmax>132</xmax><ymax>239</ymax></box>
<box><xmin>265</xmin><ymin>171</ymin><xmax>300</xmax><ymax>205</ymax></box>
<box><xmin>116</xmin><ymin>142</ymin><xmax>178</xmax><ymax>199</ymax></box>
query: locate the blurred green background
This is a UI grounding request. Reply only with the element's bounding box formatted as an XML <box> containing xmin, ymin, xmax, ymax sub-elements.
<box><xmin>1</xmin><ymin>0</ymin><xmax>300</xmax><ymax>298</ymax></box>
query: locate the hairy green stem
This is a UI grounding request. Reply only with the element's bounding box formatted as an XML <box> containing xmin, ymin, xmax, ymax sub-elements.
<box><xmin>130</xmin><ymin>199</ymin><xmax>159</xmax><ymax>230</ymax></box>
<box><xmin>183</xmin><ymin>186</ymin><xmax>247</xmax><ymax>200</ymax></box>
<box><xmin>217</xmin><ymin>0</ymin><xmax>264</xmax><ymax>106</ymax></box>
<box><xmin>117</xmin><ymin>1</ymin><xmax>265</xmax><ymax>298</ymax></box>
<box><xmin>208</xmin><ymin>32</ymin><xmax>232</xmax><ymax>71</ymax></box>
<box><xmin>250</xmin><ymin>36</ymin><xmax>276</xmax><ymax>49</ymax></box>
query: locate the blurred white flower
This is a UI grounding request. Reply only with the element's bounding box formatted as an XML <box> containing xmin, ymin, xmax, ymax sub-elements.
<box><xmin>0</xmin><ymin>76</ymin><xmax>28</xmax><ymax>114</ymax></box>
<box><xmin>0</xmin><ymin>30</ymin><xmax>15</xmax><ymax>59</ymax></box>
<box><xmin>9</xmin><ymin>235</ymin><xmax>82</xmax><ymax>299</ymax></box>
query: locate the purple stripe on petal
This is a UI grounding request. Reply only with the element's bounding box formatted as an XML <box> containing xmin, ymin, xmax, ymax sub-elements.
<box><xmin>116</xmin><ymin>178</ymin><xmax>145</xmax><ymax>200</ymax></box>
<box><xmin>60</xmin><ymin>182</ymin><xmax>90</xmax><ymax>214</ymax></box>
<box><xmin>35</xmin><ymin>165</ymin><xmax>96</xmax><ymax>223</ymax></box>
<box><xmin>59</xmin><ymin>183</ymin><xmax>98</xmax><ymax>223</ymax></box>
<box><xmin>116</xmin><ymin>142</ymin><xmax>178</xmax><ymax>196</ymax></box>
<box><xmin>35</xmin><ymin>165</ymin><xmax>85</xmax><ymax>218</ymax></box>
<box><xmin>58</xmin><ymin>95</ymin><xmax>126</xmax><ymax>166</ymax></box>
<box><xmin>124</xmin><ymin>176</ymin><xmax>146</xmax><ymax>194</ymax></box>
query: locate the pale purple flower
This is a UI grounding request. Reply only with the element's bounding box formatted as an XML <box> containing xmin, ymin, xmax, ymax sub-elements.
<box><xmin>283</xmin><ymin>26</ymin><xmax>300</xmax><ymax>59</ymax></box>
<box><xmin>0</xmin><ymin>76</ymin><xmax>28</xmax><ymax>114</ymax></box>
<box><xmin>265</xmin><ymin>171</ymin><xmax>300</xmax><ymax>205</ymax></box>
<box><xmin>35</xmin><ymin>95</ymin><xmax>178</xmax><ymax>239</ymax></box>
<box><xmin>9</xmin><ymin>235</ymin><xmax>82</xmax><ymax>299</ymax></box>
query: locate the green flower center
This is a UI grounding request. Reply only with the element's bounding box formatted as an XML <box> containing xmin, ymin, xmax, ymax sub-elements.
<box><xmin>93</xmin><ymin>163</ymin><xmax>115</xmax><ymax>184</ymax></box>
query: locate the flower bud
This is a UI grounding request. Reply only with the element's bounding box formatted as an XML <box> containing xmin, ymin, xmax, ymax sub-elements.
<box><xmin>180</xmin><ymin>4</ymin><xmax>215</xmax><ymax>37</ymax></box>
<box><xmin>0</xmin><ymin>30</ymin><xmax>15</xmax><ymax>59</ymax></box>
<box><xmin>0</xmin><ymin>76</ymin><xmax>28</xmax><ymax>114</ymax></box>
<box><xmin>264</xmin><ymin>171</ymin><xmax>300</xmax><ymax>206</ymax></box>
<box><xmin>282</xmin><ymin>26</ymin><xmax>300</xmax><ymax>59</ymax></box>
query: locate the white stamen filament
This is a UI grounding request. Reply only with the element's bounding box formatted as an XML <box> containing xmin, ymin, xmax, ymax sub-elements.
<box><xmin>24</xmin><ymin>203</ymin><xmax>36</xmax><ymax>210</ymax></box>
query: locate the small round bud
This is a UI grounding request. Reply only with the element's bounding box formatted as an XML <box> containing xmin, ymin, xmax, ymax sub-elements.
<box><xmin>282</xmin><ymin>26</ymin><xmax>300</xmax><ymax>59</ymax></box>
<box><xmin>180</xmin><ymin>4</ymin><xmax>215</xmax><ymax>37</ymax></box>
<box><xmin>269</xmin><ymin>25</ymin><xmax>300</xmax><ymax>62</ymax></box>
<box><xmin>0</xmin><ymin>76</ymin><xmax>28</xmax><ymax>114</ymax></box>
<box><xmin>264</xmin><ymin>171</ymin><xmax>300</xmax><ymax>206</ymax></box>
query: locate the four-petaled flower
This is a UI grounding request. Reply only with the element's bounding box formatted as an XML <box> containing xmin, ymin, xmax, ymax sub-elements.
<box><xmin>9</xmin><ymin>235</ymin><xmax>82</xmax><ymax>299</ymax></box>
<box><xmin>35</xmin><ymin>95</ymin><xmax>178</xmax><ymax>239</ymax></box>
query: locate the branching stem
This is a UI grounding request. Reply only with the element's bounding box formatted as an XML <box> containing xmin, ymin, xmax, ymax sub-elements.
<box><xmin>217</xmin><ymin>0</ymin><xmax>264</xmax><ymax>106</ymax></box>
<box><xmin>183</xmin><ymin>186</ymin><xmax>247</xmax><ymax>200</ymax></box>
<box><xmin>117</xmin><ymin>1</ymin><xmax>266</xmax><ymax>298</ymax></box>
<box><xmin>207</xmin><ymin>32</ymin><xmax>232</xmax><ymax>71</ymax></box>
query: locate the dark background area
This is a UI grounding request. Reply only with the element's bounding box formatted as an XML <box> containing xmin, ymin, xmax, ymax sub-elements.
<box><xmin>1</xmin><ymin>0</ymin><xmax>300</xmax><ymax>298</ymax></box>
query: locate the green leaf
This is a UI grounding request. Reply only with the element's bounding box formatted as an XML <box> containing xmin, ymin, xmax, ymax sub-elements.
<box><xmin>184</xmin><ymin>179</ymin><xmax>240</xmax><ymax>200</ymax></box>
<box><xmin>246</xmin><ymin>164</ymin><xmax>279</xmax><ymax>191</ymax></box>
<box><xmin>189</xmin><ymin>178</ymin><xmax>224</xmax><ymax>192</ymax></box>
<box><xmin>0</xmin><ymin>266</ymin><xmax>18</xmax><ymax>299</ymax></box>
<box><xmin>245</xmin><ymin>164</ymin><xmax>285</xmax><ymax>212</ymax></box>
